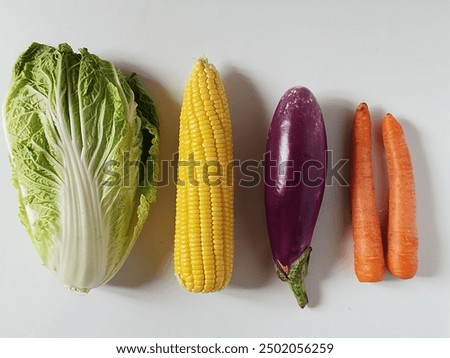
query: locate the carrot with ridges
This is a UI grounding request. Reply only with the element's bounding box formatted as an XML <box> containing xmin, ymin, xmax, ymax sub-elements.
<box><xmin>382</xmin><ymin>113</ymin><xmax>418</xmax><ymax>279</ymax></box>
<box><xmin>350</xmin><ymin>103</ymin><xmax>385</xmax><ymax>282</ymax></box>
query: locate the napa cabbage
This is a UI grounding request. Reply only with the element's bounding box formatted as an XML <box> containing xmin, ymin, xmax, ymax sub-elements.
<box><xmin>2</xmin><ymin>43</ymin><xmax>159</xmax><ymax>292</ymax></box>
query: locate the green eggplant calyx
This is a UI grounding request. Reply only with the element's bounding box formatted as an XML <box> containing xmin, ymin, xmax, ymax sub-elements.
<box><xmin>287</xmin><ymin>247</ymin><xmax>312</xmax><ymax>308</ymax></box>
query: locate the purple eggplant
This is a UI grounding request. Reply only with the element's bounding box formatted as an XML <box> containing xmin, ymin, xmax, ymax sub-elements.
<box><xmin>264</xmin><ymin>87</ymin><xmax>327</xmax><ymax>308</ymax></box>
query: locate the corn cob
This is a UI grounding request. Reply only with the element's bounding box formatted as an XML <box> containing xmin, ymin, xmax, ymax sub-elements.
<box><xmin>174</xmin><ymin>58</ymin><xmax>234</xmax><ymax>292</ymax></box>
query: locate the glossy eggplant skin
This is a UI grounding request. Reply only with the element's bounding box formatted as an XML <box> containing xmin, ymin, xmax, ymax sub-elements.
<box><xmin>264</xmin><ymin>87</ymin><xmax>327</xmax><ymax>307</ymax></box>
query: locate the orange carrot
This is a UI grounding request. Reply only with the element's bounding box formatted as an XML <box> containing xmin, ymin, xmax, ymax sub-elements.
<box><xmin>350</xmin><ymin>103</ymin><xmax>385</xmax><ymax>282</ymax></box>
<box><xmin>382</xmin><ymin>113</ymin><xmax>418</xmax><ymax>279</ymax></box>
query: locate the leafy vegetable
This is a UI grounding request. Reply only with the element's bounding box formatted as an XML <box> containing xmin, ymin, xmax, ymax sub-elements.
<box><xmin>3</xmin><ymin>43</ymin><xmax>159</xmax><ymax>292</ymax></box>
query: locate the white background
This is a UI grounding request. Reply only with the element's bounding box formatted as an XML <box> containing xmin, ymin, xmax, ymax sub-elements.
<box><xmin>0</xmin><ymin>0</ymin><xmax>449</xmax><ymax>338</ymax></box>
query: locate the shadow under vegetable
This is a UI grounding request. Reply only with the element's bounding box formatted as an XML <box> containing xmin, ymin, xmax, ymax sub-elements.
<box><xmin>305</xmin><ymin>96</ymin><xmax>354</xmax><ymax>307</ymax></box>
<box><xmin>108</xmin><ymin>69</ymin><xmax>180</xmax><ymax>288</ymax></box>
<box><xmin>222</xmin><ymin>67</ymin><xmax>274</xmax><ymax>289</ymax></box>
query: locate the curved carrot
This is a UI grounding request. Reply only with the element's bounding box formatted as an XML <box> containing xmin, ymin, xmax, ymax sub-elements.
<box><xmin>350</xmin><ymin>103</ymin><xmax>385</xmax><ymax>282</ymax></box>
<box><xmin>382</xmin><ymin>113</ymin><xmax>418</xmax><ymax>279</ymax></box>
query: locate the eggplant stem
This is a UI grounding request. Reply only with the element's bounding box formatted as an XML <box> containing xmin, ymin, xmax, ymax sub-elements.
<box><xmin>286</xmin><ymin>247</ymin><xmax>312</xmax><ymax>308</ymax></box>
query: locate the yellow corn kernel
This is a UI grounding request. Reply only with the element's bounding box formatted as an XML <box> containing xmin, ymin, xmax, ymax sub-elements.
<box><xmin>174</xmin><ymin>58</ymin><xmax>234</xmax><ymax>293</ymax></box>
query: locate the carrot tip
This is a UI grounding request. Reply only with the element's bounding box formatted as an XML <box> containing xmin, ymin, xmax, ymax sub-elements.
<box><xmin>356</xmin><ymin>274</ymin><xmax>384</xmax><ymax>283</ymax></box>
<box><xmin>382</xmin><ymin>113</ymin><xmax>404</xmax><ymax>134</ymax></box>
<box><xmin>357</xmin><ymin>102</ymin><xmax>368</xmax><ymax>111</ymax></box>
